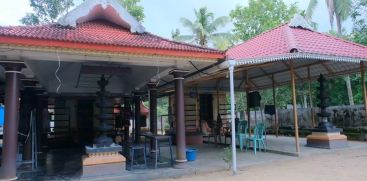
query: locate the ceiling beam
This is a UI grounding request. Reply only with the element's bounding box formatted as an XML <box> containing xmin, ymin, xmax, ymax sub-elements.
<box><xmin>80</xmin><ymin>65</ymin><xmax>132</xmax><ymax>75</ymax></box>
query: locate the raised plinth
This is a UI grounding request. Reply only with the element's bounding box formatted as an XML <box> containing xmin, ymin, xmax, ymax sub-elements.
<box><xmin>82</xmin><ymin>152</ymin><xmax>126</xmax><ymax>166</ymax></box>
<box><xmin>82</xmin><ymin>145</ymin><xmax>126</xmax><ymax>178</ymax></box>
<box><xmin>306</xmin><ymin>132</ymin><xmax>347</xmax><ymax>149</ymax></box>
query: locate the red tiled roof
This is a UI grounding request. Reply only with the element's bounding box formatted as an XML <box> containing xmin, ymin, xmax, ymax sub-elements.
<box><xmin>226</xmin><ymin>24</ymin><xmax>367</xmax><ymax>60</ymax></box>
<box><xmin>0</xmin><ymin>20</ymin><xmax>223</xmax><ymax>59</ymax></box>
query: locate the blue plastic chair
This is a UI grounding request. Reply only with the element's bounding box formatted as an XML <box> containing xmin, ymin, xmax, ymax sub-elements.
<box><xmin>246</xmin><ymin>123</ymin><xmax>266</xmax><ymax>154</ymax></box>
<box><xmin>237</xmin><ymin>121</ymin><xmax>248</xmax><ymax>151</ymax></box>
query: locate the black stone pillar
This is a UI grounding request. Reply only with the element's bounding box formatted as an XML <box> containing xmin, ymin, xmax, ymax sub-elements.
<box><xmin>133</xmin><ymin>92</ymin><xmax>142</xmax><ymax>144</ymax></box>
<box><xmin>35</xmin><ymin>96</ymin><xmax>46</xmax><ymax>151</ymax></box>
<box><xmin>19</xmin><ymin>88</ymin><xmax>36</xmax><ymax>161</ymax></box>
<box><xmin>147</xmin><ymin>82</ymin><xmax>158</xmax><ymax>135</ymax></box>
<box><xmin>0</xmin><ymin>64</ymin><xmax>22</xmax><ymax>180</ymax></box>
<box><xmin>169</xmin><ymin>69</ymin><xmax>189</xmax><ymax>164</ymax></box>
<box><xmin>123</xmin><ymin>97</ymin><xmax>131</xmax><ymax>144</ymax></box>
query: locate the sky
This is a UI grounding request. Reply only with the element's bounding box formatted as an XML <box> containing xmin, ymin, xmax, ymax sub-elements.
<box><xmin>0</xmin><ymin>0</ymin><xmax>353</xmax><ymax>39</ymax></box>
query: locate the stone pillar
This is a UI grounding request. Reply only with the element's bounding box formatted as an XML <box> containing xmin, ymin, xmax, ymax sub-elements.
<box><xmin>0</xmin><ymin>64</ymin><xmax>22</xmax><ymax>180</ymax></box>
<box><xmin>169</xmin><ymin>69</ymin><xmax>189</xmax><ymax>164</ymax></box>
<box><xmin>133</xmin><ymin>92</ymin><xmax>142</xmax><ymax>144</ymax></box>
<box><xmin>20</xmin><ymin>88</ymin><xmax>36</xmax><ymax>161</ymax></box>
<box><xmin>35</xmin><ymin>96</ymin><xmax>46</xmax><ymax>151</ymax></box>
<box><xmin>123</xmin><ymin>97</ymin><xmax>131</xmax><ymax>143</ymax></box>
<box><xmin>147</xmin><ymin>82</ymin><xmax>158</xmax><ymax>135</ymax></box>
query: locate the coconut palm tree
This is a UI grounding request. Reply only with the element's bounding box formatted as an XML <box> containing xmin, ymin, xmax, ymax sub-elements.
<box><xmin>177</xmin><ymin>7</ymin><xmax>230</xmax><ymax>47</ymax></box>
<box><xmin>307</xmin><ymin>0</ymin><xmax>354</xmax><ymax>105</ymax></box>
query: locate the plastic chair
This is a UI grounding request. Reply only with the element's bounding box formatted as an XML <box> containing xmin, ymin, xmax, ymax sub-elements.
<box><xmin>246</xmin><ymin>123</ymin><xmax>266</xmax><ymax>154</ymax></box>
<box><xmin>237</xmin><ymin>120</ymin><xmax>248</xmax><ymax>151</ymax></box>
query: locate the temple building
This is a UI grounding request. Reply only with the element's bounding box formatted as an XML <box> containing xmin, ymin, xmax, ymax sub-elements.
<box><xmin>0</xmin><ymin>0</ymin><xmax>367</xmax><ymax>180</ymax></box>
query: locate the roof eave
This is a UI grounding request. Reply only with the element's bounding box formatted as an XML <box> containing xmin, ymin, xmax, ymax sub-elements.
<box><xmin>0</xmin><ymin>36</ymin><xmax>224</xmax><ymax>60</ymax></box>
<box><xmin>229</xmin><ymin>52</ymin><xmax>367</xmax><ymax>67</ymax></box>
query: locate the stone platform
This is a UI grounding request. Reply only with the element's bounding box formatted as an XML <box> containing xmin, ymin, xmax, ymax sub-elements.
<box><xmin>82</xmin><ymin>145</ymin><xmax>126</xmax><ymax>178</ymax></box>
<box><xmin>306</xmin><ymin>132</ymin><xmax>348</xmax><ymax>149</ymax></box>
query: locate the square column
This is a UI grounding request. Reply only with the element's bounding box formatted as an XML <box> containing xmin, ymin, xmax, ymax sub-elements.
<box><xmin>0</xmin><ymin>64</ymin><xmax>22</xmax><ymax>180</ymax></box>
<box><xmin>169</xmin><ymin>69</ymin><xmax>189</xmax><ymax>164</ymax></box>
<box><xmin>147</xmin><ymin>82</ymin><xmax>158</xmax><ymax>135</ymax></box>
<box><xmin>133</xmin><ymin>92</ymin><xmax>143</xmax><ymax>144</ymax></box>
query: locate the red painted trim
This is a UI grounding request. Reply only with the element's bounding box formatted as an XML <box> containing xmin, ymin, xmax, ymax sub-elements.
<box><xmin>0</xmin><ymin>36</ymin><xmax>224</xmax><ymax>59</ymax></box>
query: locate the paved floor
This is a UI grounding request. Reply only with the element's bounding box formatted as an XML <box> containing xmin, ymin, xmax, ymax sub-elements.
<box><xmin>212</xmin><ymin>135</ymin><xmax>367</xmax><ymax>156</ymax></box>
<box><xmin>17</xmin><ymin>136</ymin><xmax>367</xmax><ymax>181</ymax></box>
<box><xmin>160</xmin><ymin>146</ymin><xmax>367</xmax><ymax>181</ymax></box>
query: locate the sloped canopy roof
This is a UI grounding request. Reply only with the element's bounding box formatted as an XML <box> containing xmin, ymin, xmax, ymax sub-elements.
<box><xmin>184</xmin><ymin>18</ymin><xmax>367</xmax><ymax>92</ymax></box>
<box><xmin>226</xmin><ymin>23</ymin><xmax>367</xmax><ymax>63</ymax></box>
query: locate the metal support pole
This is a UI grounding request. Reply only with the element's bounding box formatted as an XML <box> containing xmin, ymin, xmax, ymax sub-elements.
<box><xmin>170</xmin><ymin>69</ymin><xmax>189</xmax><ymax>165</ymax></box>
<box><xmin>228</xmin><ymin>60</ymin><xmax>237</xmax><ymax>175</ymax></box>
<box><xmin>290</xmin><ymin>60</ymin><xmax>300</xmax><ymax>153</ymax></box>
<box><xmin>0</xmin><ymin>65</ymin><xmax>22</xmax><ymax>180</ymax></box>
<box><xmin>361</xmin><ymin>61</ymin><xmax>367</xmax><ymax>122</ymax></box>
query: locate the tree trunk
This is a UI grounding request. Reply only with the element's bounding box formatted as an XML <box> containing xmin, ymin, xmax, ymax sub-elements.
<box><xmin>335</xmin><ymin>12</ymin><xmax>353</xmax><ymax>106</ymax></box>
<box><xmin>345</xmin><ymin>75</ymin><xmax>354</xmax><ymax>105</ymax></box>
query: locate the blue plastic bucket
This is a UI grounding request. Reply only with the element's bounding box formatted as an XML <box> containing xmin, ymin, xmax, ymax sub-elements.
<box><xmin>186</xmin><ymin>148</ymin><xmax>198</xmax><ymax>161</ymax></box>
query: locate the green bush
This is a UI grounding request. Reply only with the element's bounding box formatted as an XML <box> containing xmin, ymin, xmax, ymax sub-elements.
<box><xmin>221</xmin><ymin>146</ymin><xmax>232</xmax><ymax>170</ymax></box>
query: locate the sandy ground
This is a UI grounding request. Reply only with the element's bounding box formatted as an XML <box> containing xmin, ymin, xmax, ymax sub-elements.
<box><xmin>158</xmin><ymin>147</ymin><xmax>367</xmax><ymax>181</ymax></box>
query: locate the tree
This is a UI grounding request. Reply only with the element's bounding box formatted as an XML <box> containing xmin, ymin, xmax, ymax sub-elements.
<box><xmin>304</xmin><ymin>0</ymin><xmax>319</xmax><ymax>30</ymax></box>
<box><xmin>118</xmin><ymin>0</ymin><xmax>145</xmax><ymax>22</ymax></box>
<box><xmin>307</xmin><ymin>0</ymin><xmax>354</xmax><ymax>105</ymax></box>
<box><xmin>177</xmin><ymin>7</ymin><xmax>230</xmax><ymax>47</ymax></box>
<box><xmin>351</xmin><ymin>0</ymin><xmax>367</xmax><ymax>45</ymax></box>
<box><xmin>20</xmin><ymin>0</ymin><xmax>74</xmax><ymax>25</ymax></box>
<box><xmin>230</xmin><ymin>0</ymin><xmax>298</xmax><ymax>41</ymax></box>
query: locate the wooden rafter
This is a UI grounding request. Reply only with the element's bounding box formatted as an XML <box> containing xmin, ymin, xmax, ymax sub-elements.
<box><xmin>250</xmin><ymin>66</ymin><xmax>362</xmax><ymax>90</ymax></box>
<box><xmin>320</xmin><ymin>62</ymin><xmax>334</xmax><ymax>74</ymax></box>
<box><xmin>259</xmin><ymin>67</ymin><xmax>278</xmax><ymax>84</ymax></box>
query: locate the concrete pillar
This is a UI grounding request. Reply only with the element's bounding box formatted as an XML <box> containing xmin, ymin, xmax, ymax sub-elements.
<box><xmin>169</xmin><ymin>69</ymin><xmax>189</xmax><ymax>164</ymax></box>
<box><xmin>0</xmin><ymin>64</ymin><xmax>22</xmax><ymax>180</ymax></box>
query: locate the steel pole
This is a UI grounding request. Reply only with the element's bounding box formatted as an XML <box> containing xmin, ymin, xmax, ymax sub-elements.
<box><xmin>228</xmin><ymin>60</ymin><xmax>237</xmax><ymax>175</ymax></box>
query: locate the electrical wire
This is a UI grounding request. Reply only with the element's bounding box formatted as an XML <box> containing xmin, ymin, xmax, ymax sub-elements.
<box><xmin>55</xmin><ymin>51</ymin><xmax>62</xmax><ymax>94</ymax></box>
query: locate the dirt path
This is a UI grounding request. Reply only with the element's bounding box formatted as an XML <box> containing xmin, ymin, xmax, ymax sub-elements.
<box><xmin>158</xmin><ymin>147</ymin><xmax>367</xmax><ymax>181</ymax></box>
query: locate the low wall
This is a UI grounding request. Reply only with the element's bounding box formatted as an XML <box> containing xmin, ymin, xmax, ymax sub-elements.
<box><xmin>241</xmin><ymin>105</ymin><xmax>367</xmax><ymax>140</ymax></box>
<box><xmin>241</xmin><ymin>105</ymin><xmax>366</xmax><ymax>129</ymax></box>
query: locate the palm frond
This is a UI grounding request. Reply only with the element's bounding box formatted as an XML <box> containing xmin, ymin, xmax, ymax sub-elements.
<box><xmin>306</xmin><ymin>0</ymin><xmax>318</xmax><ymax>20</ymax></box>
<box><xmin>211</xmin><ymin>32</ymin><xmax>232</xmax><ymax>39</ymax></box>
<box><xmin>334</xmin><ymin>0</ymin><xmax>352</xmax><ymax>21</ymax></box>
<box><xmin>209</xmin><ymin>16</ymin><xmax>230</xmax><ymax>31</ymax></box>
<box><xmin>175</xmin><ymin>35</ymin><xmax>195</xmax><ymax>42</ymax></box>
<box><xmin>180</xmin><ymin>17</ymin><xmax>194</xmax><ymax>29</ymax></box>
